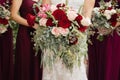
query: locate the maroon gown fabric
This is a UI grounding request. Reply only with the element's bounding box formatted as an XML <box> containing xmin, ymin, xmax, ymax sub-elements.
<box><xmin>14</xmin><ymin>0</ymin><xmax>42</xmax><ymax>80</ymax></box>
<box><xmin>0</xmin><ymin>0</ymin><xmax>13</xmax><ymax>80</ymax></box>
<box><xmin>105</xmin><ymin>31</ymin><xmax>120</xmax><ymax>80</ymax></box>
<box><xmin>88</xmin><ymin>0</ymin><xmax>109</xmax><ymax>80</ymax></box>
<box><xmin>105</xmin><ymin>1</ymin><xmax>120</xmax><ymax>80</ymax></box>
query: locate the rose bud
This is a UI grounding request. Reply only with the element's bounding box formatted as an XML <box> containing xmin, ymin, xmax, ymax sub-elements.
<box><xmin>57</xmin><ymin>3</ymin><xmax>65</xmax><ymax>8</ymax></box>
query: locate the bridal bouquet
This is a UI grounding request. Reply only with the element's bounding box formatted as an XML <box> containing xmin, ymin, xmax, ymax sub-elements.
<box><xmin>0</xmin><ymin>4</ymin><xmax>10</xmax><ymax>34</ymax></box>
<box><xmin>91</xmin><ymin>0</ymin><xmax>120</xmax><ymax>41</ymax></box>
<box><xmin>0</xmin><ymin>2</ymin><xmax>16</xmax><ymax>35</ymax></box>
<box><xmin>29</xmin><ymin>3</ymin><xmax>91</xmax><ymax>70</ymax></box>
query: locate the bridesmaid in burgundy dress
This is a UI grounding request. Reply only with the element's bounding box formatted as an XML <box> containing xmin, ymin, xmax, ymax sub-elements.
<box><xmin>88</xmin><ymin>0</ymin><xmax>109</xmax><ymax>80</ymax></box>
<box><xmin>0</xmin><ymin>0</ymin><xmax>13</xmax><ymax>80</ymax></box>
<box><xmin>11</xmin><ymin>0</ymin><xmax>42</xmax><ymax>80</ymax></box>
<box><xmin>105</xmin><ymin>0</ymin><xmax>120</xmax><ymax>80</ymax></box>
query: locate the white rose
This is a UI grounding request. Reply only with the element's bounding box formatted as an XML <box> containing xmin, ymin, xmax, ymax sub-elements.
<box><xmin>39</xmin><ymin>18</ymin><xmax>48</xmax><ymax>26</ymax></box>
<box><xmin>81</xmin><ymin>17</ymin><xmax>92</xmax><ymax>26</ymax></box>
<box><xmin>67</xmin><ymin>10</ymin><xmax>78</xmax><ymax>21</ymax></box>
<box><xmin>104</xmin><ymin>10</ymin><xmax>111</xmax><ymax>20</ymax></box>
<box><xmin>110</xmin><ymin>9</ymin><xmax>116</xmax><ymax>14</ymax></box>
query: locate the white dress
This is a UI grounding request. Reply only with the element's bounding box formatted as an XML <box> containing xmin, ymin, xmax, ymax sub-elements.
<box><xmin>42</xmin><ymin>0</ymin><xmax>88</xmax><ymax>80</ymax></box>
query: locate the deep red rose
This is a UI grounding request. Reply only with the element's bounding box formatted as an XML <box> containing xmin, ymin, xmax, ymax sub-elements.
<box><xmin>52</xmin><ymin>9</ymin><xmax>71</xmax><ymax>28</ymax></box>
<box><xmin>69</xmin><ymin>36</ymin><xmax>78</xmax><ymax>45</ymax></box>
<box><xmin>52</xmin><ymin>9</ymin><xmax>67</xmax><ymax>20</ymax></box>
<box><xmin>26</xmin><ymin>13</ymin><xmax>36</xmax><ymax>26</ymax></box>
<box><xmin>111</xmin><ymin>22</ymin><xmax>117</xmax><ymax>27</ymax></box>
<box><xmin>75</xmin><ymin>14</ymin><xmax>83</xmax><ymax>25</ymax></box>
<box><xmin>78</xmin><ymin>25</ymin><xmax>87</xmax><ymax>32</ymax></box>
<box><xmin>57</xmin><ymin>3</ymin><xmax>65</xmax><ymax>8</ymax></box>
<box><xmin>109</xmin><ymin>14</ymin><xmax>118</xmax><ymax>27</ymax></box>
<box><xmin>107</xmin><ymin>7</ymin><xmax>113</xmax><ymax>10</ymax></box>
<box><xmin>46</xmin><ymin>18</ymin><xmax>55</xmax><ymax>27</ymax></box>
<box><xmin>35</xmin><ymin>7</ymin><xmax>39</xmax><ymax>13</ymax></box>
<box><xmin>0</xmin><ymin>17</ymin><xmax>8</xmax><ymax>25</ymax></box>
<box><xmin>58</xmin><ymin>18</ymin><xmax>71</xmax><ymax>28</ymax></box>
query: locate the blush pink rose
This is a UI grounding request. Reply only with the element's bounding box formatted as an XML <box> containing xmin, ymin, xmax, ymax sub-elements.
<box><xmin>39</xmin><ymin>18</ymin><xmax>48</xmax><ymax>26</ymax></box>
<box><xmin>41</xmin><ymin>4</ymin><xmax>51</xmax><ymax>12</ymax></box>
<box><xmin>67</xmin><ymin>10</ymin><xmax>78</xmax><ymax>21</ymax></box>
<box><xmin>37</xmin><ymin>12</ymin><xmax>47</xmax><ymax>18</ymax></box>
<box><xmin>59</xmin><ymin>27</ymin><xmax>69</xmax><ymax>36</ymax></box>
<box><xmin>51</xmin><ymin>27</ymin><xmax>61</xmax><ymax>37</ymax></box>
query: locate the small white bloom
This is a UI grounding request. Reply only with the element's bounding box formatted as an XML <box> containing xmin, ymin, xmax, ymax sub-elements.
<box><xmin>105</xmin><ymin>14</ymin><xmax>111</xmax><ymax>20</ymax></box>
<box><xmin>39</xmin><ymin>18</ymin><xmax>47</xmax><ymax>26</ymax></box>
<box><xmin>105</xmin><ymin>2</ymin><xmax>112</xmax><ymax>7</ymax></box>
<box><xmin>93</xmin><ymin>7</ymin><xmax>99</xmax><ymax>12</ymax></box>
<box><xmin>0</xmin><ymin>27</ymin><xmax>7</xmax><ymax>34</ymax></box>
<box><xmin>67</xmin><ymin>10</ymin><xmax>78</xmax><ymax>21</ymax></box>
<box><xmin>81</xmin><ymin>17</ymin><xmax>92</xmax><ymax>26</ymax></box>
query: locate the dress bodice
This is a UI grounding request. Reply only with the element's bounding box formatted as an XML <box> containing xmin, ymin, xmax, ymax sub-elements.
<box><xmin>20</xmin><ymin>0</ymin><xmax>35</xmax><ymax>18</ymax></box>
<box><xmin>51</xmin><ymin>0</ymin><xmax>84</xmax><ymax>11</ymax></box>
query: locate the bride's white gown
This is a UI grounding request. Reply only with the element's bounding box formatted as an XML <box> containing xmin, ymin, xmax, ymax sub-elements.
<box><xmin>42</xmin><ymin>0</ymin><xmax>88</xmax><ymax>80</ymax></box>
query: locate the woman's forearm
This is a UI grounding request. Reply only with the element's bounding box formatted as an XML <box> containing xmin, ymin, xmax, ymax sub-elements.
<box><xmin>116</xmin><ymin>21</ymin><xmax>120</xmax><ymax>27</ymax></box>
<box><xmin>11</xmin><ymin>14</ymin><xmax>29</xmax><ymax>26</ymax></box>
<box><xmin>82</xmin><ymin>0</ymin><xmax>95</xmax><ymax>18</ymax></box>
<box><xmin>11</xmin><ymin>0</ymin><xmax>29</xmax><ymax>27</ymax></box>
<box><xmin>42</xmin><ymin>0</ymin><xmax>51</xmax><ymax>5</ymax></box>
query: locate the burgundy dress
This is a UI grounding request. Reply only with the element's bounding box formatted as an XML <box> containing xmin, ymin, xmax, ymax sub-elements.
<box><xmin>88</xmin><ymin>0</ymin><xmax>109</xmax><ymax>80</ymax></box>
<box><xmin>14</xmin><ymin>0</ymin><xmax>42</xmax><ymax>80</ymax></box>
<box><xmin>105</xmin><ymin>1</ymin><xmax>120</xmax><ymax>80</ymax></box>
<box><xmin>0</xmin><ymin>0</ymin><xmax>13</xmax><ymax>80</ymax></box>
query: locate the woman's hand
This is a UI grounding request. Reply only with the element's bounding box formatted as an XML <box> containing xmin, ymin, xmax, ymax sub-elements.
<box><xmin>11</xmin><ymin>0</ymin><xmax>31</xmax><ymax>27</ymax></box>
<box><xmin>32</xmin><ymin>23</ymin><xmax>39</xmax><ymax>29</ymax></box>
<box><xmin>115</xmin><ymin>21</ymin><xmax>120</xmax><ymax>27</ymax></box>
